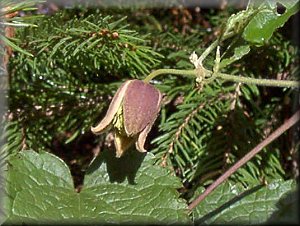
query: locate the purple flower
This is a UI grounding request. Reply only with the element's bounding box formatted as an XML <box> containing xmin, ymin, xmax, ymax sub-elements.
<box><xmin>91</xmin><ymin>80</ymin><xmax>162</xmax><ymax>157</ymax></box>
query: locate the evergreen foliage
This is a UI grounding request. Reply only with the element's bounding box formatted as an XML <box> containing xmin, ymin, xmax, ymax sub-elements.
<box><xmin>1</xmin><ymin>0</ymin><xmax>299</xmax><ymax>224</ymax></box>
<box><xmin>7</xmin><ymin>9</ymin><xmax>162</xmax><ymax>153</ymax></box>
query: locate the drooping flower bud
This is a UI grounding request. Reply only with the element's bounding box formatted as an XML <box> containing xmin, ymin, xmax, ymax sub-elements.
<box><xmin>91</xmin><ymin>80</ymin><xmax>162</xmax><ymax>157</ymax></box>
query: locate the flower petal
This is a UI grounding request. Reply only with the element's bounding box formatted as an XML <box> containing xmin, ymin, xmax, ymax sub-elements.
<box><xmin>136</xmin><ymin>90</ymin><xmax>162</xmax><ymax>152</ymax></box>
<box><xmin>123</xmin><ymin>80</ymin><xmax>161</xmax><ymax>136</ymax></box>
<box><xmin>135</xmin><ymin>123</ymin><xmax>150</xmax><ymax>153</ymax></box>
<box><xmin>114</xmin><ymin>131</ymin><xmax>136</xmax><ymax>158</ymax></box>
<box><xmin>91</xmin><ymin>80</ymin><xmax>132</xmax><ymax>135</ymax></box>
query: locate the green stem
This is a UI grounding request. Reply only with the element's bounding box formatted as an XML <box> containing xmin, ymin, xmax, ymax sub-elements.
<box><xmin>144</xmin><ymin>32</ymin><xmax>237</xmax><ymax>84</ymax></box>
<box><xmin>143</xmin><ymin>69</ymin><xmax>299</xmax><ymax>89</ymax></box>
<box><xmin>143</xmin><ymin>69</ymin><xmax>195</xmax><ymax>83</ymax></box>
<box><xmin>198</xmin><ymin>31</ymin><xmax>235</xmax><ymax>64</ymax></box>
<box><xmin>218</xmin><ymin>72</ymin><xmax>299</xmax><ymax>88</ymax></box>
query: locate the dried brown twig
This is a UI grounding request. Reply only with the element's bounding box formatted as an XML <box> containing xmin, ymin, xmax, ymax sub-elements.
<box><xmin>188</xmin><ymin>109</ymin><xmax>300</xmax><ymax>210</ymax></box>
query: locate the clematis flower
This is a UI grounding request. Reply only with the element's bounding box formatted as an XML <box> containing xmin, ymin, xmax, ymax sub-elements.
<box><xmin>91</xmin><ymin>80</ymin><xmax>162</xmax><ymax>158</ymax></box>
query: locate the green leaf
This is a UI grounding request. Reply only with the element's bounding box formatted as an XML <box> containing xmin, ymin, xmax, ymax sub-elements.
<box><xmin>243</xmin><ymin>0</ymin><xmax>299</xmax><ymax>44</ymax></box>
<box><xmin>267</xmin><ymin>189</ymin><xmax>299</xmax><ymax>224</ymax></box>
<box><xmin>220</xmin><ymin>45</ymin><xmax>250</xmax><ymax>68</ymax></box>
<box><xmin>192</xmin><ymin>180</ymin><xmax>296</xmax><ymax>224</ymax></box>
<box><xmin>83</xmin><ymin>149</ymin><xmax>190</xmax><ymax>223</ymax></box>
<box><xmin>223</xmin><ymin>7</ymin><xmax>257</xmax><ymax>36</ymax></box>
<box><xmin>5</xmin><ymin>150</ymin><xmax>190</xmax><ymax>224</ymax></box>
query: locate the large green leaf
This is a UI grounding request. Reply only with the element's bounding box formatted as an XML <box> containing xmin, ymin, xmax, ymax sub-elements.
<box><xmin>243</xmin><ymin>0</ymin><xmax>299</xmax><ymax>44</ymax></box>
<box><xmin>267</xmin><ymin>189</ymin><xmax>299</xmax><ymax>224</ymax></box>
<box><xmin>5</xmin><ymin>150</ymin><xmax>190</xmax><ymax>224</ymax></box>
<box><xmin>191</xmin><ymin>180</ymin><xmax>296</xmax><ymax>224</ymax></box>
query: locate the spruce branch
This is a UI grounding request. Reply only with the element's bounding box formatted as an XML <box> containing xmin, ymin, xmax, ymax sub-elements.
<box><xmin>152</xmin><ymin>83</ymin><xmax>235</xmax><ymax>183</ymax></box>
<box><xmin>161</xmin><ymin>94</ymin><xmax>228</xmax><ymax>167</ymax></box>
<box><xmin>188</xmin><ymin>109</ymin><xmax>300</xmax><ymax>211</ymax></box>
<box><xmin>17</xmin><ymin>13</ymin><xmax>162</xmax><ymax>77</ymax></box>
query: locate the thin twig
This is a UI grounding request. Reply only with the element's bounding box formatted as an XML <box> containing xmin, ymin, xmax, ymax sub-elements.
<box><xmin>188</xmin><ymin>109</ymin><xmax>300</xmax><ymax>211</ymax></box>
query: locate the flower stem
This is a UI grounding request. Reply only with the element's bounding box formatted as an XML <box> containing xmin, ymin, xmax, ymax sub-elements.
<box><xmin>143</xmin><ymin>68</ymin><xmax>299</xmax><ymax>89</ymax></box>
<box><xmin>143</xmin><ymin>69</ymin><xmax>195</xmax><ymax>83</ymax></box>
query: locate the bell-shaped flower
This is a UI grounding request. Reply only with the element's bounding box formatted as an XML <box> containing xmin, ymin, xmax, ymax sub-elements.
<box><xmin>91</xmin><ymin>80</ymin><xmax>162</xmax><ymax>157</ymax></box>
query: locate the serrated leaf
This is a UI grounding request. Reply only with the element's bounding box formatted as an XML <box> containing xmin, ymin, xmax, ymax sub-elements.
<box><xmin>192</xmin><ymin>180</ymin><xmax>296</xmax><ymax>224</ymax></box>
<box><xmin>5</xmin><ymin>150</ymin><xmax>190</xmax><ymax>224</ymax></box>
<box><xmin>220</xmin><ymin>45</ymin><xmax>250</xmax><ymax>68</ymax></box>
<box><xmin>83</xmin><ymin>149</ymin><xmax>190</xmax><ymax>223</ymax></box>
<box><xmin>243</xmin><ymin>0</ymin><xmax>299</xmax><ymax>44</ymax></box>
